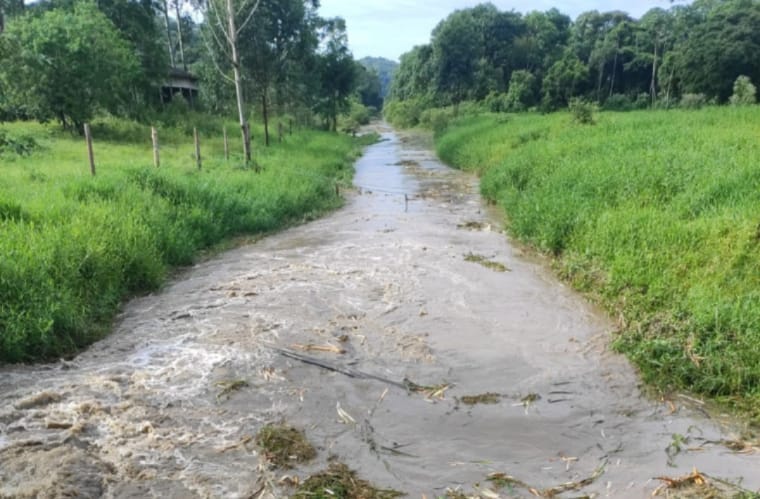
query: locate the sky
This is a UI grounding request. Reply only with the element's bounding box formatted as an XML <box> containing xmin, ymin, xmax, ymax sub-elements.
<box><xmin>318</xmin><ymin>0</ymin><xmax>676</xmax><ymax>61</ymax></box>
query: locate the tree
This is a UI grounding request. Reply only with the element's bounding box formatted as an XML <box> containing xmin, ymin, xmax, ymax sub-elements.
<box><xmin>505</xmin><ymin>69</ymin><xmax>537</xmax><ymax>111</ymax></box>
<box><xmin>313</xmin><ymin>18</ymin><xmax>355</xmax><ymax>131</ymax></box>
<box><xmin>542</xmin><ymin>52</ymin><xmax>588</xmax><ymax>109</ymax></box>
<box><xmin>201</xmin><ymin>0</ymin><xmax>263</xmax><ymax>163</ymax></box>
<box><xmin>0</xmin><ymin>2</ymin><xmax>140</xmax><ymax>129</ymax></box>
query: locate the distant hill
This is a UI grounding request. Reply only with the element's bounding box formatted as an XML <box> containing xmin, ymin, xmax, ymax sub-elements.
<box><xmin>359</xmin><ymin>57</ymin><xmax>398</xmax><ymax>99</ymax></box>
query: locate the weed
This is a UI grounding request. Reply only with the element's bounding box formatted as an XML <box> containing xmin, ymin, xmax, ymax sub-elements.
<box><xmin>293</xmin><ymin>462</ymin><xmax>404</xmax><ymax>498</ymax></box>
<box><xmin>255</xmin><ymin>424</ymin><xmax>316</xmax><ymax>469</ymax></box>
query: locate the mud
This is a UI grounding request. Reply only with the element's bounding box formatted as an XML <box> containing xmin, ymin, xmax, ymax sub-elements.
<box><xmin>1</xmin><ymin>124</ymin><xmax>759</xmax><ymax>498</ymax></box>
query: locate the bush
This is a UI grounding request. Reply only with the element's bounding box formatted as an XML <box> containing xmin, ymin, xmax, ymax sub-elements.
<box><xmin>484</xmin><ymin>91</ymin><xmax>510</xmax><ymax>113</ymax></box>
<box><xmin>680</xmin><ymin>93</ymin><xmax>707</xmax><ymax>109</ymax></box>
<box><xmin>419</xmin><ymin>107</ymin><xmax>456</xmax><ymax>135</ymax></box>
<box><xmin>0</xmin><ymin>129</ymin><xmax>39</xmax><ymax>156</ymax></box>
<box><xmin>383</xmin><ymin>99</ymin><xmax>425</xmax><ymax>128</ymax></box>
<box><xmin>568</xmin><ymin>98</ymin><xmax>595</xmax><ymax>125</ymax></box>
<box><xmin>730</xmin><ymin>75</ymin><xmax>757</xmax><ymax>105</ymax></box>
<box><xmin>603</xmin><ymin>94</ymin><xmax>634</xmax><ymax>111</ymax></box>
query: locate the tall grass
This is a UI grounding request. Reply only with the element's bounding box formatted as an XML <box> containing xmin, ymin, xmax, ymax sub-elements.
<box><xmin>437</xmin><ymin>108</ymin><xmax>760</xmax><ymax>421</ymax></box>
<box><xmin>0</xmin><ymin>118</ymin><xmax>368</xmax><ymax>362</ymax></box>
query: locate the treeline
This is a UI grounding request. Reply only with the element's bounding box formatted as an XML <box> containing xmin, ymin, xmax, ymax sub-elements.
<box><xmin>387</xmin><ymin>0</ymin><xmax>760</xmax><ymax>124</ymax></box>
<box><xmin>0</xmin><ymin>0</ymin><xmax>384</xmax><ymax>133</ymax></box>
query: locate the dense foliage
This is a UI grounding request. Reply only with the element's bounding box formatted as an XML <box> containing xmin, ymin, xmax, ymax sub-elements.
<box><xmin>387</xmin><ymin>0</ymin><xmax>760</xmax><ymax>123</ymax></box>
<box><xmin>437</xmin><ymin>109</ymin><xmax>760</xmax><ymax>420</ymax></box>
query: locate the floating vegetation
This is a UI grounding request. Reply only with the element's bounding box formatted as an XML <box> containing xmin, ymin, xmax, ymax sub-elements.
<box><xmin>460</xmin><ymin>393</ymin><xmax>501</xmax><ymax>405</ymax></box>
<box><xmin>464</xmin><ymin>253</ymin><xmax>509</xmax><ymax>273</ymax></box>
<box><xmin>293</xmin><ymin>462</ymin><xmax>404</xmax><ymax>498</ymax></box>
<box><xmin>214</xmin><ymin>379</ymin><xmax>248</xmax><ymax>402</ymax></box>
<box><xmin>457</xmin><ymin>221</ymin><xmax>488</xmax><ymax>231</ymax></box>
<box><xmin>255</xmin><ymin>424</ymin><xmax>316</xmax><ymax>469</ymax></box>
<box><xmin>403</xmin><ymin>378</ymin><xmax>452</xmax><ymax>400</ymax></box>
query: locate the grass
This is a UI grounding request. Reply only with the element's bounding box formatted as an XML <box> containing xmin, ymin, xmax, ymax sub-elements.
<box><xmin>436</xmin><ymin>107</ymin><xmax>760</xmax><ymax>423</ymax></box>
<box><xmin>293</xmin><ymin>462</ymin><xmax>404</xmax><ymax>499</ymax></box>
<box><xmin>255</xmin><ymin>424</ymin><xmax>316</xmax><ymax>468</ymax></box>
<box><xmin>0</xmin><ymin>116</ymin><xmax>371</xmax><ymax>363</ymax></box>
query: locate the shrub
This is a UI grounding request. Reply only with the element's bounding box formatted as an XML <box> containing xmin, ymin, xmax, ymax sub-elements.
<box><xmin>680</xmin><ymin>93</ymin><xmax>707</xmax><ymax>109</ymax></box>
<box><xmin>603</xmin><ymin>94</ymin><xmax>634</xmax><ymax>111</ymax></box>
<box><xmin>568</xmin><ymin>98</ymin><xmax>595</xmax><ymax>125</ymax></box>
<box><xmin>729</xmin><ymin>75</ymin><xmax>756</xmax><ymax>105</ymax></box>
<box><xmin>0</xmin><ymin>129</ymin><xmax>39</xmax><ymax>156</ymax></box>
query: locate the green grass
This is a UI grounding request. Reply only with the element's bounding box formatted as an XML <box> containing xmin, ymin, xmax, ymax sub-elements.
<box><xmin>436</xmin><ymin>107</ymin><xmax>760</xmax><ymax>422</ymax></box>
<box><xmin>0</xmin><ymin>117</ymin><xmax>369</xmax><ymax>363</ymax></box>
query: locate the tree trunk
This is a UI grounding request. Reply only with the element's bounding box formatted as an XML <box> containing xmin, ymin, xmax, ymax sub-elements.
<box><xmin>609</xmin><ymin>51</ymin><xmax>617</xmax><ymax>98</ymax></box>
<box><xmin>162</xmin><ymin>0</ymin><xmax>176</xmax><ymax>68</ymax></box>
<box><xmin>650</xmin><ymin>42</ymin><xmax>658</xmax><ymax>106</ymax></box>
<box><xmin>174</xmin><ymin>0</ymin><xmax>187</xmax><ymax>71</ymax></box>
<box><xmin>226</xmin><ymin>0</ymin><xmax>250</xmax><ymax>164</ymax></box>
<box><xmin>0</xmin><ymin>9</ymin><xmax>5</xmax><ymax>34</ymax></box>
<box><xmin>262</xmin><ymin>92</ymin><xmax>270</xmax><ymax>147</ymax></box>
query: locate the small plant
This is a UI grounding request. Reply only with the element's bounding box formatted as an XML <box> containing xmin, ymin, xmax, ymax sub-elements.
<box><xmin>730</xmin><ymin>75</ymin><xmax>757</xmax><ymax>105</ymax></box>
<box><xmin>568</xmin><ymin>98</ymin><xmax>595</xmax><ymax>124</ymax></box>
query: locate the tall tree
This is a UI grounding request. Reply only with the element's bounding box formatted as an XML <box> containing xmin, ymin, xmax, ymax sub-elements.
<box><xmin>200</xmin><ymin>0</ymin><xmax>262</xmax><ymax>162</ymax></box>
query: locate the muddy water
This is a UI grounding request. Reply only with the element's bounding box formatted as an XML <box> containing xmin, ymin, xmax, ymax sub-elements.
<box><xmin>1</xmin><ymin>125</ymin><xmax>759</xmax><ymax>498</ymax></box>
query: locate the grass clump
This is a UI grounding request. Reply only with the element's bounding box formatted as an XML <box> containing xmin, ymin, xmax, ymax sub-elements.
<box><xmin>436</xmin><ymin>107</ymin><xmax>760</xmax><ymax>422</ymax></box>
<box><xmin>0</xmin><ymin>118</ymin><xmax>365</xmax><ymax>363</ymax></box>
<box><xmin>293</xmin><ymin>462</ymin><xmax>404</xmax><ymax>499</ymax></box>
<box><xmin>255</xmin><ymin>424</ymin><xmax>316</xmax><ymax>468</ymax></box>
<box><xmin>460</xmin><ymin>393</ymin><xmax>501</xmax><ymax>405</ymax></box>
<box><xmin>464</xmin><ymin>253</ymin><xmax>510</xmax><ymax>272</ymax></box>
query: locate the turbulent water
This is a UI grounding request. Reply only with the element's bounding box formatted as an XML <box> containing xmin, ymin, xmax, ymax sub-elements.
<box><xmin>1</xmin><ymin>125</ymin><xmax>759</xmax><ymax>498</ymax></box>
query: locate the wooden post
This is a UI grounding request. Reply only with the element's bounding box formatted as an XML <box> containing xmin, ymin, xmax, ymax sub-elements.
<box><xmin>278</xmin><ymin>122</ymin><xmax>284</xmax><ymax>143</ymax></box>
<box><xmin>243</xmin><ymin>122</ymin><xmax>251</xmax><ymax>165</ymax></box>
<box><xmin>194</xmin><ymin>127</ymin><xmax>201</xmax><ymax>170</ymax></box>
<box><xmin>223</xmin><ymin>127</ymin><xmax>229</xmax><ymax>160</ymax></box>
<box><xmin>335</xmin><ymin>183</ymin><xmax>340</xmax><ymax>197</ymax></box>
<box><xmin>84</xmin><ymin>123</ymin><xmax>95</xmax><ymax>176</ymax></box>
<box><xmin>151</xmin><ymin>127</ymin><xmax>160</xmax><ymax>168</ymax></box>
<box><xmin>289</xmin><ymin>119</ymin><xmax>293</xmax><ymax>135</ymax></box>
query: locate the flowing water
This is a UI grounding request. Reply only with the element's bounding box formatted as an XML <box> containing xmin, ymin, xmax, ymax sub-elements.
<box><xmin>1</xmin><ymin>125</ymin><xmax>759</xmax><ymax>498</ymax></box>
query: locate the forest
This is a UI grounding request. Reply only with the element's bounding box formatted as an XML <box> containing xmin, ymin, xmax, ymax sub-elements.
<box><xmin>386</xmin><ymin>0</ymin><xmax>760</xmax><ymax>124</ymax></box>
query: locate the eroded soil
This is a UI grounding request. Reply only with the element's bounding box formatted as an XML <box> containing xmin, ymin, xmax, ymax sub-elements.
<box><xmin>1</xmin><ymin>125</ymin><xmax>759</xmax><ymax>498</ymax></box>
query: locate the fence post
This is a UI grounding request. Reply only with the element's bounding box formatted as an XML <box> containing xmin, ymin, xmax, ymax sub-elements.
<box><xmin>151</xmin><ymin>127</ymin><xmax>160</xmax><ymax>168</ymax></box>
<box><xmin>278</xmin><ymin>122</ymin><xmax>284</xmax><ymax>143</ymax></box>
<box><xmin>84</xmin><ymin>123</ymin><xmax>95</xmax><ymax>176</ymax></box>
<box><xmin>289</xmin><ymin>119</ymin><xmax>293</xmax><ymax>135</ymax></box>
<box><xmin>223</xmin><ymin>127</ymin><xmax>229</xmax><ymax>160</ymax></box>
<box><xmin>194</xmin><ymin>127</ymin><xmax>201</xmax><ymax>170</ymax></box>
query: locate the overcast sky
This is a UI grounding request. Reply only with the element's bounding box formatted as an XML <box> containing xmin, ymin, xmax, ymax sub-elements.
<box><xmin>318</xmin><ymin>0</ymin><xmax>676</xmax><ymax>61</ymax></box>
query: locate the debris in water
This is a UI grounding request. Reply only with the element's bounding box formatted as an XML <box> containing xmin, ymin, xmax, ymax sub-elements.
<box><xmin>293</xmin><ymin>463</ymin><xmax>404</xmax><ymax>498</ymax></box>
<box><xmin>291</xmin><ymin>343</ymin><xmax>346</xmax><ymax>355</ymax></box>
<box><xmin>336</xmin><ymin>402</ymin><xmax>356</xmax><ymax>425</ymax></box>
<box><xmin>255</xmin><ymin>424</ymin><xmax>316</xmax><ymax>469</ymax></box>
<box><xmin>652</xmin><ymin>468</ymin><xmax>717</xmax><ymax>497</ymax></box>
<box><xmin>403</xmin><ymin>378</ymin><xmax>452</xmax><ymax>400</ymax></box>
<box><xmin>460</xmin><ymin>393</ymin><xmax>501</xmax><ymax>405</ymax></box>
<box><xmin>457</xmin><ymin>221</ymin><xmax>489</xmax><ymax>231</ymax></box>
<box><xmin>464</xmin><ymin>253</ymin><xmax>510</xmax><ymax>272</ymax></box>
<box><xmin>215</xmin><ymin>379</ymin><xmax>249</xmax><ymax>402</ymax></box>
<box><xmin>217</xmin><ymin>434</ymin><xmax>253</xmax><ymax>453</ymax></box>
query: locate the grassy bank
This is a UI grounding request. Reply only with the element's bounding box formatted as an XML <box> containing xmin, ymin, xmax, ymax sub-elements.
<box><xmin>436</xmin><ymin>108</ymin><xmax>760</xmax><ymax>422</ymax></box>
<box><xmin>0</xmin><ymin>117</ymin><xmax>369</xmax><ymax>363</ymax></box>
